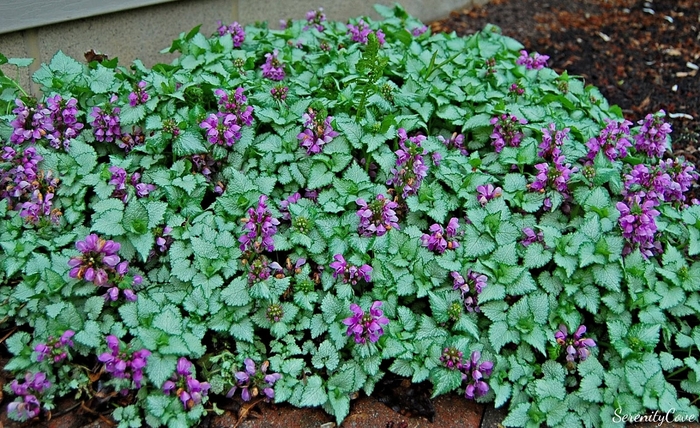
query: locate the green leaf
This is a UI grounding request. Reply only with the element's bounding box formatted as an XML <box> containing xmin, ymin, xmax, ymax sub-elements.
<box><xmin>191</xmin><ymin>236</ymin><xmax>219</xmax><ymax>259</ymax></box>
<box><xmin>300</xmin><ymin>375</ymin><xmax>328</xmax><ymax>407</ymax></box>
<box><xmin>146</xmin><ymin>201</ymin><xmax>168</xmax><ymax>229</ymax></box>
<box><xmin>120</xmin><ymin>104</ymin><xmax>146</xmax><ymax>126</ymax></box>
<box><xmin>503</xmin><ymin>403</ymin><xmax>531</xmax><ymax>427</ymax></box>
<box><xmin>75</xmin><ymin>320</ymin><xmax>102</xmax><ymax>348</ymax></box>
<box><xmin>146</xmin><ymin>353</ymin><xmax>177</xmax><ymax>388</ymax></box>
<box><xmin>431</xmin><ymin>368</ymin><xmax>463</xmax><ymax>397</ymax></box>
<box><xmin>592</xmin><ymin>263</ymin><xmax>622</xmax><ymax>292</ymax></box>
<box><xmin>173</xmin><ymin>130</ymin><xmax>208</xmax><ymax>156</ymax></box>
<box><xmin>462</xmin><ymin>113</ymin><xmax>492</xmax><ymax>130</ymax></box>
<box><xmin>230</xmin><ymin>318</ymin><xmax>255</xmax><ymax>342</ymax></box>
<box><xmin>523</xmin><ymin>242</ymin><xmax>551</xmax><ymax>269</ymax></box>
<box><xmin>89</xmin><ymin>66</ymin><xmax>116</xmax><ymax>93</ymax></box>
<box><xmin>221</xmin><ymin>278</ymin><xmax>250</xmax><ymax>306</ymax></box>
<box><xmin>5</xmin><ymin>332</ymin><xmax>30</xmax><ymax>355</ymax></box>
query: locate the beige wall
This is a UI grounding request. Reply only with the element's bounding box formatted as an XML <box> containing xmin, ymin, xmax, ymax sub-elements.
<box><xmin>0</xmin><ymin>0</ymin><xmax>487</xmax><ymax>96</ymax></box>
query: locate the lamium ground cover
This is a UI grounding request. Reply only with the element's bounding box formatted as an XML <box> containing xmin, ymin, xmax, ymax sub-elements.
<box><xmin>1</xmin><ymin>4</ymin><xmax>699</xmax><ymax>427</ymax></box>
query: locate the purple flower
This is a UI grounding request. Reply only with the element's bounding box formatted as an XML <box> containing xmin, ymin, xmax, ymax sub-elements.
<box><xmin>7</xmin><ymin>394</ymin><xmax>42</xmax><ymax>421</ymax></box>
<box><xmin>452</xmin><ymin>270</ymin><xmax>487</xmax><ymax>312</ymax></box>
<box><xmin>279</xmin><ymin>192</ymin><xmax>301</xmax><ymax>220</ymax></box>
<box><xmin>421</xmin><ymin>218</ymin><xmax>460</xmax><ymax>254</ymax></box>
<box><xmin>45</xmin><ymin>94</ymin><xmax>84</xmax><ymax>151</ymax></box>
<box><xmin>586</xmin><ymin>119</ymin><xmax>633</xmax><ymax>162</ymax></box>
<box><xmin>68</xmin><ymin>234</ymin><xmax>121</xmax><ymax>286</ymax></box>
<box><xmin>516</xmin><ymin>49</ymin><xmax>549</xmax><ymax>70</ymax></box>
<box><xmin>440</xmin><ymin>347</ymin><xmax>464</xmax><ymax>370</ymax></box>
<box><xmin>271</xmin><ymin>85</ymin><xmax>289</xmax><ymax>102</ymax></box>
<box><xmin>616</xmin><ymin>195</ymin><xmax>661</xmax><ymax>258</ymax></box>
<box><xmin>521</xmin><ymin>227</ymin><xmax>544</xmax><ymax>247</ymax></box>
<box><xmin>261</xmin><ymin>49</ymin><xmax>285</xmax><ymax>81</ymax></box>
<box><xmin>297</xmin><ymin>109</ymin><xmax>339</xmax><ymax>154</ymax></box>
<box><xmin>98</xmin><ymin>335</ymin><xmax>150</xmax><ymax>388</ymax></box>
<box><xmin>230</xmin><ymin>359</ymin><xmax>280</xmax><ymax>402</ymax></box>
<box><xmin>538</xmin><ymin>123</ymin><xmax>570</xmax><ymax>160</ymax></box>
<box><xmin>462</xmin><ymin>351</ymin><xmax>493</xmax><ymax>399</ymax></box>
<box><xmin>387</xmin><ymin>128</ymin><xmax>428</xmax><ymax>198</ymax></box>
<box><xmin>347</xmin><ymin>19</ymin><xmax>385</xmax><ymax>45</ymax></box>
<box><xmin>128</xmin><ymin>81</ymin><xmax>149</xmax><ymax>107</ymax></box>
<box><xmin>214</xmin><ymin>87</ymin><xmax>254</xmax><ymax>127</ymax></box>
<box><xmin>555</xmin><ymin>324</ymin><xmax>596</xmax><ymax>363</ymax></box>
<box><xmin>529</xmin><ymin>154</ymin><xmax>577</xmax><ymax>197</ymax></box>
<box><xmin>89</xmin><ymin>96</ymin><xmax>122</xmax><ymax>143</ymax></box>
<box><xmin>438</xmin><ymin>132</ymin><xmax>468</xmax><ymax>156</ymax></box>
<box><xmin>356</xmin><ymin>194</ymin><xmax>400</xmax><ymax>237</ymax></box>
<box><xmin>10</xmin><ymin>99</ymin><xmax>54</xmax><ymax>145</ymax></box>
<box><xmin>199</xmin><ymin>113</ymin><xmax>241</xmax><ymax>147</ymax></box>
<box><xmin>239</xmin><ymin>195</ymin><xmax>280</xmax><ymax>253</ymax></box>
<box><xmin>304</xmin><ymin>8</ymin><xmax>326</xmax><ymax>31</ymax></box>
<box><xmin>411</xmin><ymin>24</ymin><xmax>428</xmax><ymax>37</ymax></box>
<box><xmin>509</xmin><ymin>82</ymin><xmax>525</xmax><ymax>96</ymax></box>
<box><xmin>7</xmin><ymin>371</ymin><xmax>51</xmax><ymax>421</ymax></box>
<box><xmin>163</xmin><ymin>358</ymin><xmax>210</xmax><ymax>410</ymax></box>
<box><xmin>490</xmin><ymin>114</ymin><xmax>527</xmax><ymax>153</ymax></box>
<box><xmin>34</xmin><ymin>330</ymin><xmax>74</xmax><ymax>363</ymax></box>
<box><xmin>659</xmin><ymin>158</ymin><xmax>699</xmax><ymax>205</ymax></box>
<box><xmin>329</xmin><ymin>254</ymin><xmax>372</xmax><ymax>284</ymax></box>
<box><xmin>342</xmin><ymin>301</ymin><xmax>390</xmax><ymax>344</ymax></box>
<box><xmin>217</xmin><ymin>21</ymin><xmax>246</xmax><ymax>47</ymax></box>
<box><xmin>476</xmin><ymin>184</ymin><xmax>502</xmax><ymax>206</ymax></box>
<box><xmin>634</xmin><ymin>110</ymin><xmax>671</xmax><ymax>158</ymax></box>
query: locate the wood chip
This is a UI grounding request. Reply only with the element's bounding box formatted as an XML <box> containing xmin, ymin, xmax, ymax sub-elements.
<box><xmin>686</xmin><ymin>61</ymin><xmax>699</xmax><ymax>70</ymax></box>
<box><xmin>598</xmin><ymin>32</ymin><xmax>611</xmax><ymax>42</ymax></box>
<box><xmin>669</xmin><ymin>112</ymin><xmax>694</xmax><ymax>120</ymax></box>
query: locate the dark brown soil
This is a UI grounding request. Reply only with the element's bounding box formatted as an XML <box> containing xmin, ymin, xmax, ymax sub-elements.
<box><xmin>432</xmin><ymin>0</ymin><xmax>700</xmax><ymax>173</ymax></box>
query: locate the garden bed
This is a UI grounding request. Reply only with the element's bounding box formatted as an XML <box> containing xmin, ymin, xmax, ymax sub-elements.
<box><xmin>1</xmin><ymin>1</ymin><xmax>700</xmax><ymax>428</ymax></box>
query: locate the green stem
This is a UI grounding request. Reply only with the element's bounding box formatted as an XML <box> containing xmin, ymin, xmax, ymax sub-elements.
<box><xmin>424</xmin><ymin>51</ymin><xmax>462</xmax><ymax>80</ymax></box>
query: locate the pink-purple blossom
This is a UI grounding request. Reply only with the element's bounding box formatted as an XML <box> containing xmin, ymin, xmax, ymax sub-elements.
<box><xmin>476</xmin><ymin>184</ymin><xmax>502</xmax><ymax>206</ymax></box>
<box><xmin>438</xmin><ymin>132</ymin><xmax>468</xmax><ymax>156</ymax></box>
<box><xmin>634</xmin><ymin>110</ymin><xmax>671</xmax><ymax>158</ymax></box>
<box><xmin>555</xmin><ymin>324</ymin><xmax>596</xmax><ymax>363</ymax></box>
<box><xmin>34</xmin><ymin>330</ymin><xmax>74</xmax><ymax>363</ymax></box>
<box><xmin>356</xmin><ymin>194</ymin><xmax>400</xmax><ymax>236</ymax></box>
<box><xmin>128</xmin><ymin>81</ymin><xmax>149</xmax><ymax>107</ymax></box>
<box><xmin>304</xmin><ymin>8</ymin><xmax>326</xmax><ymax>31</ymax></box>
<box><xmin>342</xmin><ymin>301</ymin><xmax>389</xmax><ymax>344</ymax></box>
<box><xmin>89</xmin><ymin>95</ymin><xmax>122</xmax><ymax>143</ymax></box>
<box><xmin>538</xmin><ymin>123</ymin><xmax>570</xmax><ymax>160</ymax></box>
<box><xmin>387</xmin><ymin>128</ymin><xmax>428</xmax><ymax>198</ymax></box>
<box><xmin>297</xmin><ymin>109</ymin><xmax>339</xmax><ymax>154</ymax></box>
<box><xmin>329</xmin><ymin>254</ymin><xmax>373</xmax><ymax>284</ymax></box>
<box><xmin>586</xmin><ymin>119</ymin><xmax>633</xmax><ymax>162</ymax></box>
<box><xmin>10</xmin><ymin>99</ymin><xmax>53</xmax><ymax>145</ymax></box>
<box><xmin>163</xmin><ymin>357</ymin><xmax>211</xmax><ymax>410</ymax></box>
<box><xmin>227</xmin><ymin>359</ymin><xmax>281</xmax><ymax>402</ymax></box>
<box><xmin>239</xmin><ymin>195</ymin><xmax>280</xmax><ymax>253</ymax></box>
<box><xmin>261</xmin><ymin>49</ymin><xmax>285</xmax><ymax>81</ymax></box>
<box><xmin>45</xmin><ymin>94</ymin><xmax>84</xmax><ymax>151</ymax></box>
<box><xmin>421</xmin><ymin>218</ymin><xmax>460</xmax><ymax>254</ymax></box>
<box><xmin>616</xmin><ymin>195</ymin><xmax>661</xmax><ymax>258</ymax></box>
<box><xmin>199</xmin><ymin>113</ymin><xmax>241</xmax><ymax>147</ymax></box>
<box><xmin>217</xmin><ymin>20</ymin><xmax>246</xmax><ymax>47</ymax></box>
<box><xmin>98</xmin><ymin>335</ymin><xmax>150</xmax><ymax>389</ymax></box>
<box><xmin>451</xmin><ymin>270</ymin><xmax>487</xmax><ymax>312</ymax></box>
<box><xmin>462</xmin><ymin>351</ymin><xmax>493</xmax><ymax>399</ymax></box>
<box><xmin>490</xmin><ymin>113</ymin><xmax>527</xmax><ymax>153</ymax></box>
<box><xmin>347</xmin><ymin>19</ymin><xmax>385</xmax><ymax>45</ymax></box>
<box><xmin>516</xmin><ymin>49</ymin><xmax>549</xmax><ymax>70</ymax></box>
<box><xmin>7</xmin><ymin>372</ymin><xmax>50</xmax><ymax>421</ymax></box>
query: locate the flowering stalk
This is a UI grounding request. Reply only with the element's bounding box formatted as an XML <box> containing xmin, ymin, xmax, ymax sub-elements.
<box><xmin>128</xmin><ymin>81</ymin><xmax>149</xmax><ymax>107</ymax></box>
<box><xmin>34</xmin><ymin>330</ymin><xmax>74</xmax><ymax>363</ymax></box>
<box><xmin>227</xmin><ymin>359</ymin><xmax>281</xmax><ymax>401</ymax></box>
<box><xmin>261</xmin><ymin>49</ymin><xmax>285</xmax><ymax>81</ymax></box>
<box><xmin>108</xmin><ymin>166</ymin><xmax>155</xmax><ymax>202</ymax></box>
<box><xmin>451</xmin><ymin>270</ymin><xmax>487</xmax><ymax>312</ymax></box>
<box><xmin>46</xmin><ymin>94</ymin><xmax>83</xmax><ymax>151</ymax></box>
<box><xmin>10</xmin><ymin>99</ymin><xmax>53</xmax><ymax>145</ymax></box>
<box><xmin>98</xmin><ymin>335</ymin><xmax>151</xmax><ymax>390</ymax></box>
<box><xmin>634</xmin><ymin>110</ymin><xmax>671</xmax><ymax>158</ymax></box>
<box><xmin>490</xmin><ymin>113</ymin><xmax>527</xmax><ymax>153</ymax></box>
<box><xmin>387</xmin><ymin>128</ymin><xmax>428</xmax><ymax>198</ymax></box>
<box><xmin>304</xmin><ymin>8</ymin><xmax>326</xmax><ymax>31</ymax></box>
<box><xmin>616</xmin><ymin>195</ymin><xmax>661</xmax><ymax>258</ymax></box>
<box><xmin>421</xmin><ymin>217</ymin><xmax>460</xmax><ymax>254</ymax></box>
<box><xmin>555</xmin><ymin>324</ymin><xmax>596</xmax><ymax>363</ymax></box>
<box><xmin>329</xmin><ymin>254</ymin><xmax>372</xmax><ymax>285</ymax></box>
<box><xmin>356</xmin><ymin>194</ymin><xmax>400</xmax><ymax>237</ymax></box>
<box><xmin>347</xmin><ymin>19</ymin><xmax>385</xmax><ymax>45</ymax></box>
<box><xmin>585</xmin><ymin>119</ymin><xmax>633</xmax><ymax>162</ymax></box>
<box><xmin>476</xmin><ymin>184</ymin><xmax>502</xmax><ymax>206</ymax></box>
<box><xmin>217</xmin><ymin>21</ymin><xmax>246</xmax><ymax>47</ymax></box>
<box><xmin>438</xmin><ymin>132</ymin><xmax>468</xmax><ymax>156</ymax></box>
<box><xmin>89</xmin><ymin>95</ymin><xmax>122</xmax><ymax>143</ymax></box>
<box><xmin>239</xmin><ymin>195</ymin><xmax>280</xmax><ymax>253</ymax></box>
<box><xmin>516</xmin><ymin>49</ymin><xmax>549</xmax><ymax>69</ymax></box>
<box><xmin>7</xmin><ymin>372</ymin><xmax>51</xmax><ymax>422</ymax></box>
<box><xmin>342</xmin><ymin>301</ymin><xmax>389</xmax><ymax>344</ymax></box>
<box><xmin>297</xmin><ymin>108</ymin><xmax>339</xmax><ymax>154</ymax></box>
<box><xmin>163</xmin><ymin>358</ymin><xmax>211</xmax><ymax>410</ymax></box>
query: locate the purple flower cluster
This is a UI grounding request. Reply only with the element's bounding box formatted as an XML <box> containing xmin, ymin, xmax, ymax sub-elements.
<box><xmin>304</xmin><ymin>8</ymin><xmax>326</xmax><ymax>31</ymax></box>
<box><xmin>247</xmin><ymin>255</ymin><xmax>272</xmax><ymax>283</ymax></box>
<box><xmin>7</xmin><ymin>372</ymin><xmax>51</xmax><ymax>421</ymax></box>
<box><xmin>227</xmin><ymin>359</ymin><xmax>281</xmax><ymax>402</ymax></box>
<box><xmin>476</xmin><ymin>184</ymin><xmax>502</xmax><ymax>206</ymax></box>
<box><xmin>89</xmin><ymin>95</ymin><xmax>122</xmax><ymax>143</ymax></box>
<box><xmin>451</xmin><ymin>269</ymin><xmax>487</xmax><ymax>312</ymax></box>
<box><xmin>490</xmin><ymin>113</ymin><xmax>527</xmax><ymax>153</ymax></box>
<box><xmin>555</xmin><ymin>324</ymin><xmax>596</xmax><ymax>363</ymax></box>
<box><xmin>199</xmin><ymin>113</ymin><xmax>241</xmax><ymax>147</ymax></box>
<box><xmin>297</xmin><ymin>109</ymin><xmax>339</xmax><ymax>154</ymax></box>
<box><xmin>439</xmin><ymin>349</ymin><xmax>493</xmax><ymax>399</ymax></box>
<box><xmin>347</xmin><ymin>19</ymin><xmax>385</xmax><ymax>45</ymax></box>
<box><xmin>239</xmin><ymin>195</ymin><xmax>280</xmax><ymax>253</ymax></box>
<box><xmin>128</xmin><ymin>81</ymin><xmax>149</xmax><ymax>107</ymax></box>
<box><xmin>98</xmin><ymin>335</ymin><xmax>151</xmax><ymax>390</ymax></box>
<box><xmin>217</xmin><ymin>20</ymin><xmax>246</xmax><ymax>47</ymax></box>
<box><xmin>163</xmin><ymin>358</ymin><xmax>211</xmax><ymax>410</ymax></box>
<box><xmin>279</xmin><ymin>192</ymin><xmax>301</xmax><ymax>220</ymax></box>
<box><xmin>342</xmin><ymin>301</ymin><xmax>389</xmax><ymax>344</ymax></box>
<box><xmin>421</xmin><ymin>217</ymin><xmax>460</xmax><ymax>254</ymax></box>
<box><xmin>516</xmin><ymin>49</ymin><xmax>549</xmax><ymax>70</ymax></box>
<box><xmin>659</xmin><ymin>158</ymin><xmax>699</xmax><ymax>205</ymax></box>
<box><xmin>410</xmin><ymin>24</ymin><xmax>428</xmax><ymax>37</ymax></box>
<box><xmin>356</xmin><ymin>194</ymin><xmax>400</xmax><ymax>236</ymax></box>
<box><xmin>520</xmin><ymin>227</ymin><xmax>544</xmax><ymax>247</ymax></box>
<box><xmin>34</xmin><ymin>330</ymin><xmax>74</xmax><ymax>363</ymax></box>
<box><xmin>585</xmin><ymin>119</ymin><xmax>633</xmax><ymax>162</ymax></box>
<box><xmin>529</xmin><ymin>156</ymin><xmax>577</xmax><ymax>195</ymax></box>
<box><xmin>616</xmin><ymin>195</ymin><xmax>661</xmax><ymax>258</ymax></box>
<box><xmin>1</xmin><ymin>145</ymin><xmax>62</xmax><ymax>225</ymax></box>
<box><xmin>509</xmin><ymin>82</ymin><xmax>525</xmax><ymax>96</ymax></box>
<box><xmin>438</xmin><ymin>132</ymin><xmax>468</xmax><ymax>156</ymax></box>
<box><xmin>538</xmin><ymin>123</ymin><xmax>570</xmax><ymax>159</ymax></box>
<box><xmin>67</xmin><ymin>234</ymin><xmax>141</xmax><ymax>300</ymax></box>
<box><xmin>329</xmin><ymin>254</ymin><xmax>372</xmax><ymax>284</ymax></box>
<box><xmin>9</xmin><ymin>99</ymin><xmax>53</xmax><ymax>145</ymax></box>
<box><xmin>634</xmin><ymin>111</ymin><xmax>671</xmax><ymax>158</ymax></box>
<box><xmin>116</xmin><ymin>128</ymin><xmax>146</xmax><ymax>152</ymax></box>
<box><xmin>215</xmin><ymin>87</ymin><xmax>254</xmax><ymax>127</ymax></box>
<box><xmin>45</xmin><ymin>94</ymin><xmax>84</xmax><ymax>151</ymax></box>
<box><xmin>261</xmin><ymin>49</ymin><xmax>285</xmax><ymax>81</ymax></box>
<box><xmin>270</xmin><ymin>84</ymin><xmax>289</xmax><ymax>102</ymax></box>
<box><xmin>462</xmin><ymin>351</ymin><xmax>493</xmax><ymax>399</ymax></box>
<box><xmin>387</xmin><ymin>128</ymin><xmax>428</xmax><ymax>198</ymax></box>
<box><xmin>108</xmin><ymin>166</ymin><xmax>155</xmax><ymax>202</ymax></box>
